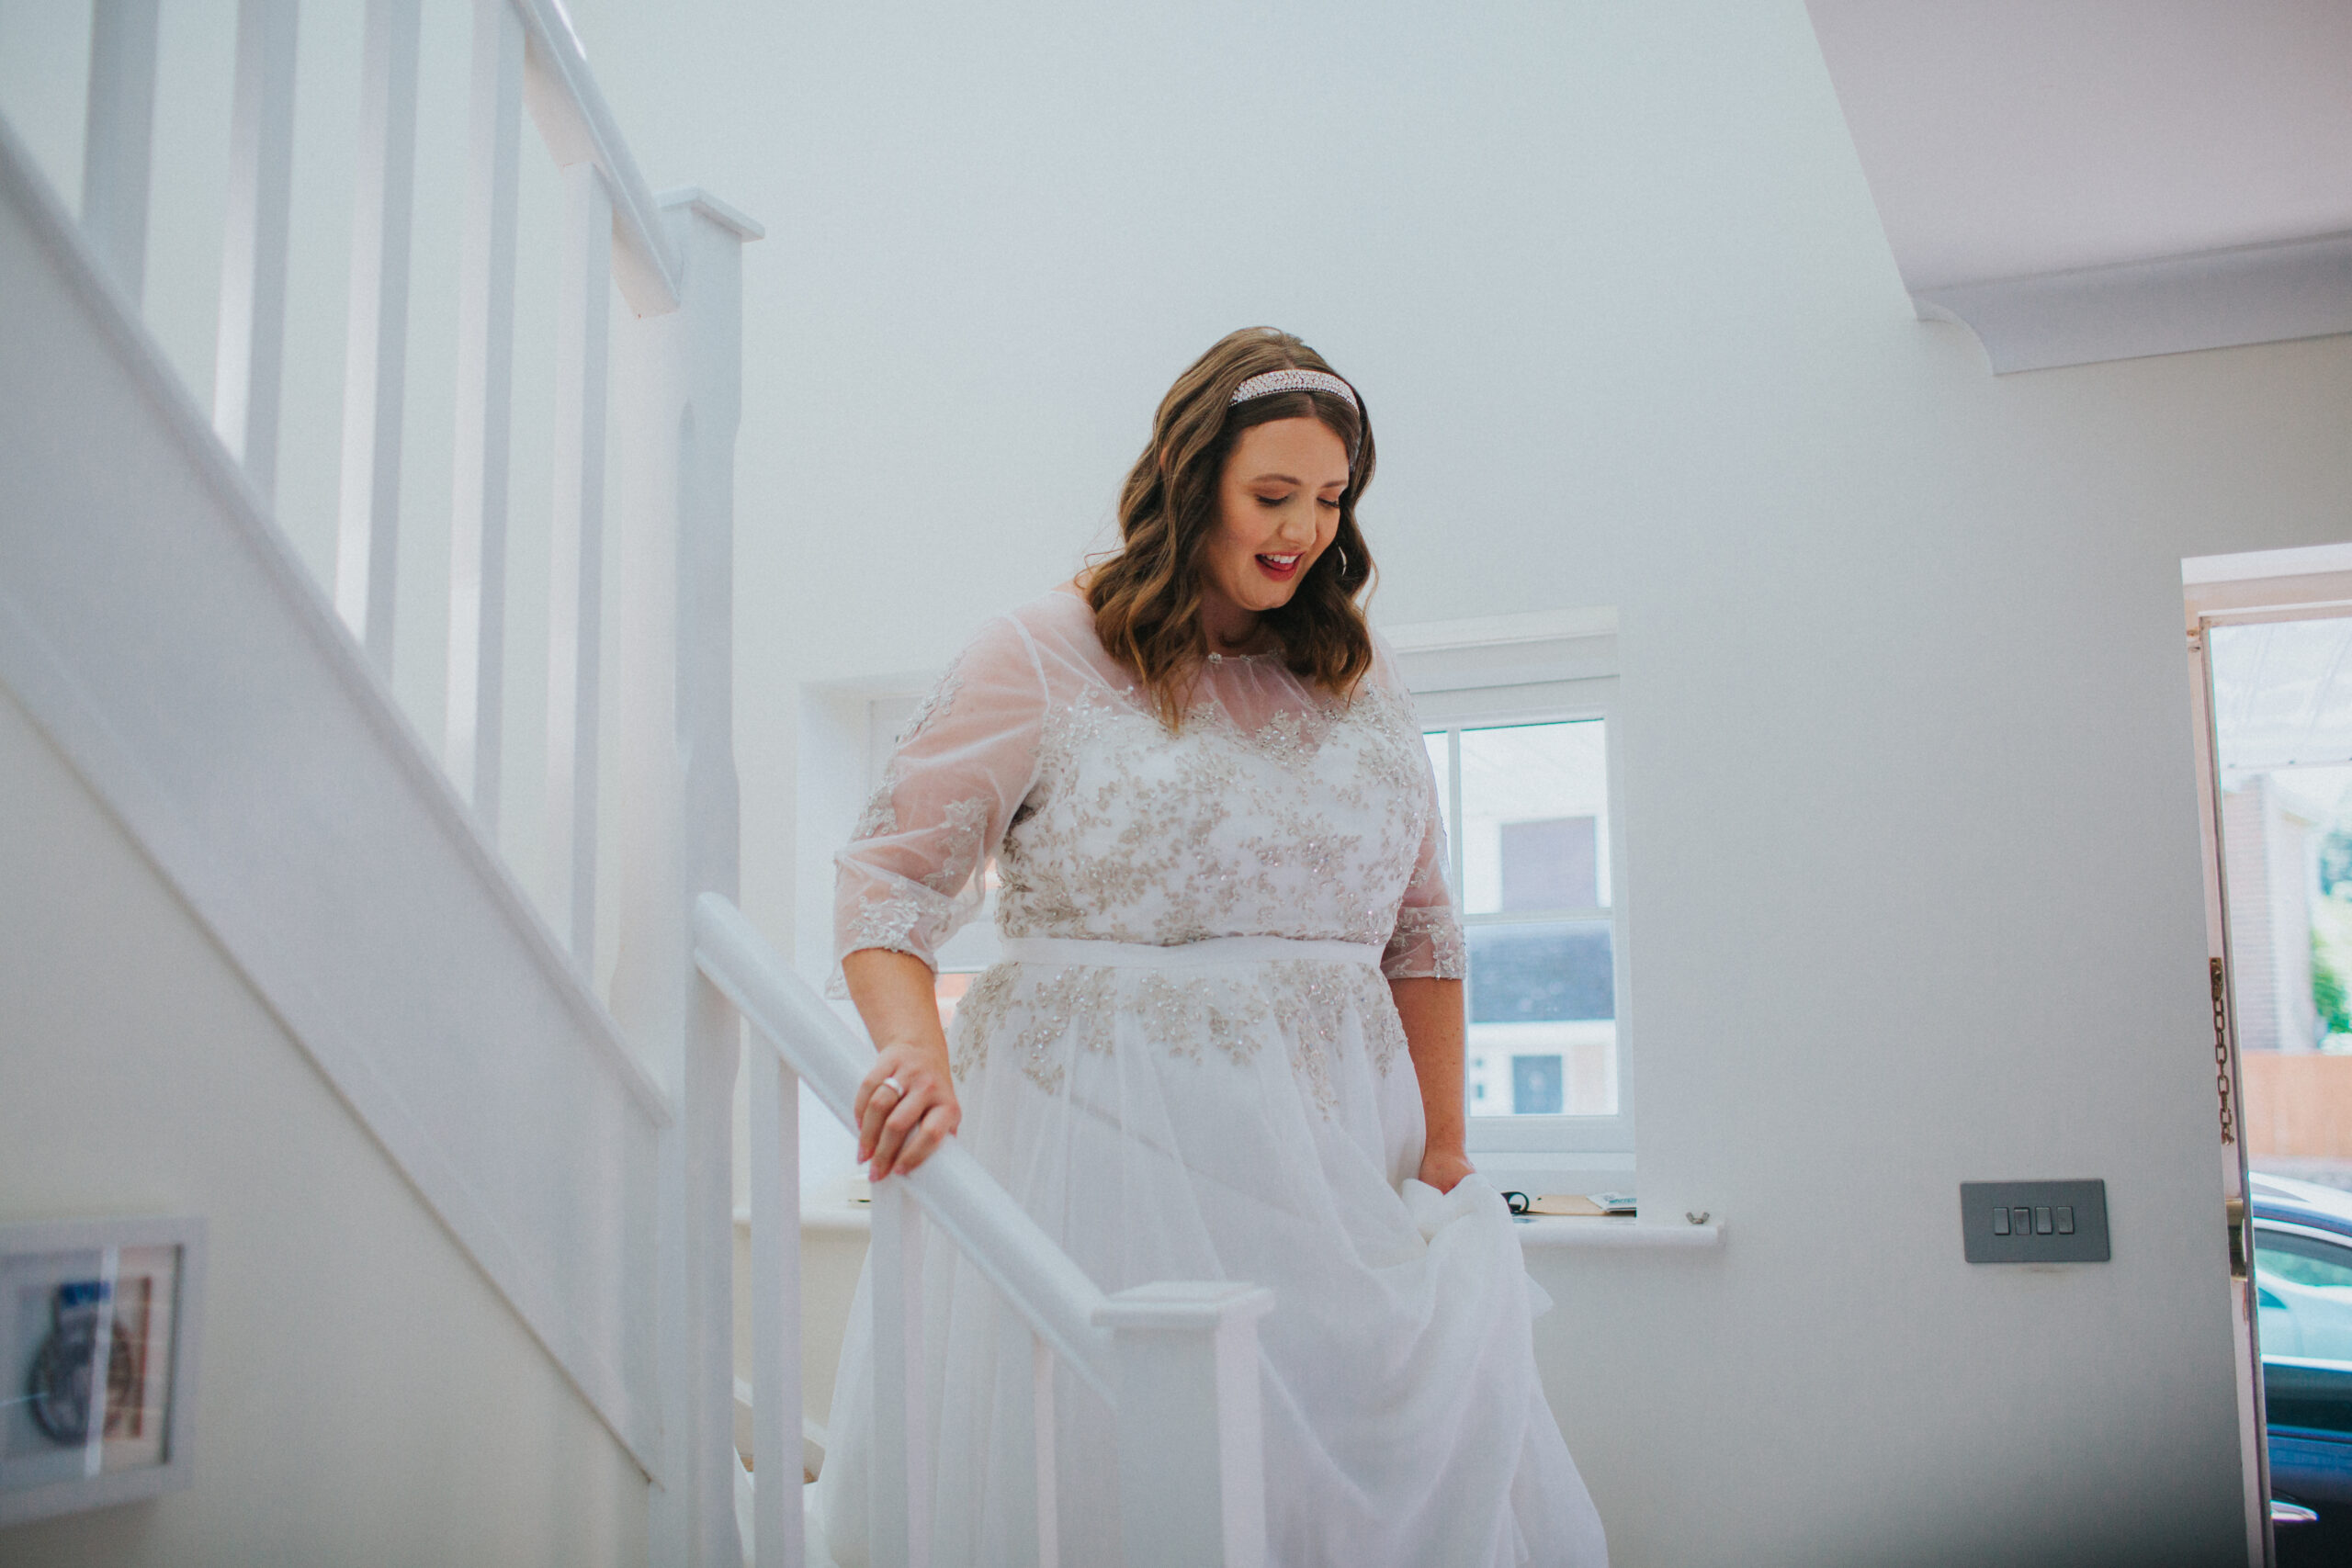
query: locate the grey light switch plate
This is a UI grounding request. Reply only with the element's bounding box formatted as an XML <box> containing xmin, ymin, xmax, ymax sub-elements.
<box><xmin>1961</xmin><ymin>1180</ymin><xmax>2110</xmax><ymax>1263</ymax></box>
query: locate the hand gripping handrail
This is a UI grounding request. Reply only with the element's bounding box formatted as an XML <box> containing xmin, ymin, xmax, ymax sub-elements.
<box><xmin>692</xmin><ymin>892</ymin><xmax>1119</xmax><ymax>1399</ymax></box>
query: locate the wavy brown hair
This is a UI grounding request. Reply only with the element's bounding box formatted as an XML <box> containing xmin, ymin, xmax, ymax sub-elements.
<box><xmin>1084</xmin><ymin>327</ymin><xmax>1377</xmax><ymax>728</ymax></box>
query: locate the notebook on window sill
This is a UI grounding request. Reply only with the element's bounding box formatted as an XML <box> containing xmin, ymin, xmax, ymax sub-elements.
<box><xmin>1523</xmin><ymin>1193</ymin><xmax>1636</xmax><ymax>1218</ymax></box>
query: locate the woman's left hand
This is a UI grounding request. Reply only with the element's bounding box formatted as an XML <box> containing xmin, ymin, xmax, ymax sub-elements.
<box><xmin>854</xmin><ymin>1039</ymin><xmax>960</xmax><ymax>1180</ymax></box>
<box><xmin>1417</xmin><ymin>1146</ymin><xmax>1475</xmax><ymax>1195</ymax></box>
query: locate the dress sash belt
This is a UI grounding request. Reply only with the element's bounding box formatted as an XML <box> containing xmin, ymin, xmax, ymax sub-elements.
<box><xmin>997</xmin><ymin>934</ymin><xmax>1384</xmax><ymax>970</ymax></box>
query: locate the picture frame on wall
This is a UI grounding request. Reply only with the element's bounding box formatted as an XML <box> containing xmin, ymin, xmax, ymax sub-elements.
<box><xmin>0</xmin><ymin>1216</ymin><xmax>205</xmax><ymax>1527</ymax></box>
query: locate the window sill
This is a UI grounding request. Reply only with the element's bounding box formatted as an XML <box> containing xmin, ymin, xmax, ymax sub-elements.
<box><xmin>749</xmin><ymin>1199</ymin><xmax>1723</xmax><ymax>1250</ymax></box>
<box><xmin>1510</xmin><ymin>1215</ymin><xmax>1721</xmax><ymax>1250</ymax></box>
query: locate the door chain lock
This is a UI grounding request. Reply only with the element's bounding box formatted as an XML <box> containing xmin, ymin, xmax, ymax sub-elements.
<box><xmin>2211</xmin><ymin>958</ymin><xmax>2236</xmax><ymax>1146</ymax></box>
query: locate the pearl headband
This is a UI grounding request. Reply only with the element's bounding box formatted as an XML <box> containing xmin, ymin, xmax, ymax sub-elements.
<box><xmin>1229</xmin><ymin>367</ymin><xmax>1359</xmax><ymax>411</ymax></box>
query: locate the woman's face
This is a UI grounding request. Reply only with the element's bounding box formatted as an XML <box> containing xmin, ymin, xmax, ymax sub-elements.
<box><xmin>1201</xmin><ymin>415</ymin><xmax>1350</xmax><ymax>624</ymax></box>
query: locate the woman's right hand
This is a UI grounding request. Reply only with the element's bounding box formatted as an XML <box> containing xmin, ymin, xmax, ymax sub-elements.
<box><xmin>854</xmin><ymin>1040</ymin><xmax>960</xmax><ymax>1179</ymax></box>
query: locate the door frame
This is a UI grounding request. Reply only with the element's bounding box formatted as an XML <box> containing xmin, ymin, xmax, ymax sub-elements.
<box><xmin>2184</xmin><ymin>606</ymin><xmax>2270</xmax><ymax>1568</ymax></box>
<box><xmin>2185</xmin><ymin>558</ymin><xmax>2352</xmax><ymax>1567</ymax></box>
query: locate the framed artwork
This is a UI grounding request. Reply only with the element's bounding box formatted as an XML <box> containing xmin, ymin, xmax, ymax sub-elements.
<box><xmin>0</xmin><ymin>1217</ymin><xmax>205</xmax><ymax>1526</ymax></box>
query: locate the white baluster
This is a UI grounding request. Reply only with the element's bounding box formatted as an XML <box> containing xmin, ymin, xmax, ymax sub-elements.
<box><xmin>991</xmin><ymin>1301</ymin><xmax>1059</xmax><ymax>1565</ymax></box>
<box><xmin>1032</xmin><ymin>1327</ymin><xmax>1061</xmax><ymax>1568</ymax></box>
<box><xmin>333</xmin><ymin>0</ymin><xmax>420</xmax><ymax>674</ymax></box>
<box><xmin>79</xmin><ymin>0</ymin><xmax>159</xmax><ymax>305</ymax></box>
<box><xmin>546</xmin><ymin>161</ymin><xmax>610</xmax><ymax>962</ymax></box>
<box><xmin>213</xmin><ymin>0</ymin><xmax>298</xmax><ymax>501</ymax></box>
<box><xmin>870</xmin><ymin>1179</ymin><xmax>931</xmax><ymax>1568</ymax></box>
<box><xmin>688</xmin><ymin>976</ymin><xmax>742</xmax><ymax>1568</ymax></box>
<box><xmin>445</xmin><ymin>0</ymin><xmax>523</xmax><ymax>829</ymax></box>
<box><xmin>1096</xmin><ymin>1282</ymin><xmax>1275</xmax><ymax>1568</ymax></box>
<box><xmin>749</xmin><ymin>1045</ymin><xmax>806</xmax><ymax>1568</ymax></box>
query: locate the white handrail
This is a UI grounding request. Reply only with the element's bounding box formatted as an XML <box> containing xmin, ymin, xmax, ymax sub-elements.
<box><xmin>692</xmin><ymin>893</ymin><xmax>1118</xmax><ymax>1396</ymax></box>
<box><xmin>509</xmin><ymin>0</ymin><xmax>681</xmax><ymax>313</ymax></box>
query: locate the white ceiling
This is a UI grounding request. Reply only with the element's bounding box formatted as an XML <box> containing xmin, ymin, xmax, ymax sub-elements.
<box><xmin>1806</xmin><ymin>0</ymin><xmax>2352</xmax><ymax>371</ymax></box>
<box><xmin>1804</xmin><ymin>1</ymin><xmax>2352</xmax><ymax>369</ymax></box>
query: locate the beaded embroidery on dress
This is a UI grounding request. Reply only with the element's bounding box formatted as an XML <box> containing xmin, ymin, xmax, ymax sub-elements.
<box><xmin>816</xmin><ymin>591</ymin><xmax>1608</xmax><ymax>1568</ymax></box>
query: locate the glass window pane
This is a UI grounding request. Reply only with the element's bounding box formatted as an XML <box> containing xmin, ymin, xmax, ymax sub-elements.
<box><xmin>1465</xmin><ymin>919</ymin><xmax>1616</xmax><ymax>1116</ymax></box>
<box><xmin>1459</xmin><ymin>721</ymin><xmax>1609</xmax><ymax>915</ymax></box>
<box><xmin>2256</xmin><ymin>1227</ymin><xmax>2352</xmax><ymax>1369</ymax></box>
<box><xmin>2209</xmin><ymin>620</ymin><xmax>2352</xmax><ymax>1196</ymax></box>
<box><xmin>2259</xmin><ymin>1229</ymin><xmax>2352</xmax><ymax>1291</ymax></box>
<box><xmin>1470</xmin><ymin>921</ymin><xmax>1614</xmax><ymax>1022</ymax></box>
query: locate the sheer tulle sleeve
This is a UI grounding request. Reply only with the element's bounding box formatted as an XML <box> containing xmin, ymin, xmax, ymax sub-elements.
<box><xmin>1377</xmin><ymin>651</ymin><xmax>1467</xmax><ymax>981</ymax></box>
<box><xmin>1383</xmin><ymin>775</ymin><xmax>1466</xmax><ymax>979</ymax></box>
<box><xmin>833</xmin><ymin>615</ymin><xmax>1046</xmax><ymax>980</ymax></box>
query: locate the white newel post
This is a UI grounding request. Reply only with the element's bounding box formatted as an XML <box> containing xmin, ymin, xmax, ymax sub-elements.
<box><xmin>610</xmin><ymin>185</ymin><xmax>762</xmax><ymax>1568</ymax></box>
<box><xmin>1095</xmin><ymin>1282</ymin><xmax>1275</xmax><ymax>1568</ymax></box>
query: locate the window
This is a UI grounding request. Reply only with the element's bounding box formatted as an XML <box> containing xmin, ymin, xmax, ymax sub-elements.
<box><xmin>1424</xmin><ymin>719</ymin><xmax>1617</xmax><ymax>1118</ymax></box>
<box><xmin>1388</xmin><ymin>610</ymin><xmax>1633</xmax><ymax>1190</ymax></box>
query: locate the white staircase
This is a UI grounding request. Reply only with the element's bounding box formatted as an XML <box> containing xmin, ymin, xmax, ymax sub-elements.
<box><xmin>0</xmin><ymin>4</ymin><xmax>1272</xmax><ymax>1563</ymax></box>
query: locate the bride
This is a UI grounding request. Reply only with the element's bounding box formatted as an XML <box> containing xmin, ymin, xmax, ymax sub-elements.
<box><xmin>817</xmin><ymin>326</ymin><xmax>1609</xmax><ymax>1566</ymax></box>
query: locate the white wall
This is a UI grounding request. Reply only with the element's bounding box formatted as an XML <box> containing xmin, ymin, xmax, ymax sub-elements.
<box><xmin>0</xmin><ymin>687</ymin><xmax>646</xmax><ymax>1568</ymax></box>
<box><xmin>557</xmin><ymin>3</ymin><xmax>2352</xmax><ymax>1563</ymax></box>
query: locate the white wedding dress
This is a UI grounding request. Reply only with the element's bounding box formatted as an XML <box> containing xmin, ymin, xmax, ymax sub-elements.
<box><xmin>817</xmin><ymin>589</ymin><xmax>1607</xmax><ymax>1567</ymax></box>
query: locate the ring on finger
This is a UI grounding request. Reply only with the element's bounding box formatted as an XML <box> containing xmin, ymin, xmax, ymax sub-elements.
<box><xmin>876</xmin><ymin>1075</ymin><xmax>905</xmax><ymax>1100</ymax></box>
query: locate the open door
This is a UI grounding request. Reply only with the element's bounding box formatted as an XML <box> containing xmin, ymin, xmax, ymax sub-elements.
<box><xmin>2187</xmin><ymin>549</ymin><xmax>2352</xmax><ymax>1566</ymax></box>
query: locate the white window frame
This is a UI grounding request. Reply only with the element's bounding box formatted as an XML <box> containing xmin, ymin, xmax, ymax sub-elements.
<box><xmin>1385</xmin><ymin>608</ymin><xmax>1635</xmax><ymax>1193</ymax></box>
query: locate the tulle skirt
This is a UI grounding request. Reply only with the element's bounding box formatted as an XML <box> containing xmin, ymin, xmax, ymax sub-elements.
<box><xmin>813</xmin><ymin>938</ymin><xmax>1608</xmax><ymax>1567</ymax></box>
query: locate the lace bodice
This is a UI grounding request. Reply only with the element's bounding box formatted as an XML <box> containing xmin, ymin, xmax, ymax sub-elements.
<box><xmin>835</xmin><ymin>591</ymin><xmax>1464</xmax><ymax>980</ymax></box>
